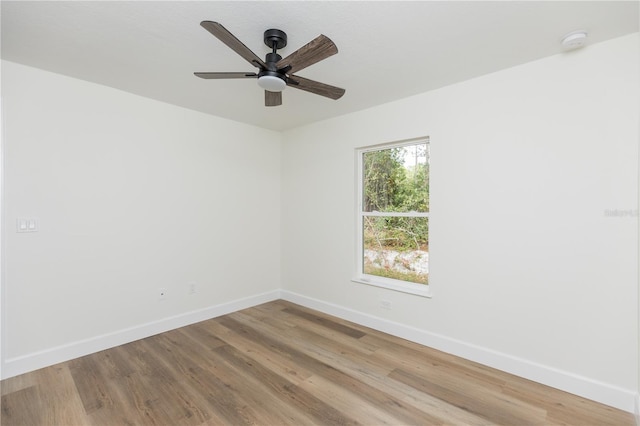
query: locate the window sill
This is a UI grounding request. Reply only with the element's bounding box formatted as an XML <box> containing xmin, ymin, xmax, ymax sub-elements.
<box><xmin>351</xmin><ymin>277</ymin><xmax>433</xmax><ymax>298</ymax></box>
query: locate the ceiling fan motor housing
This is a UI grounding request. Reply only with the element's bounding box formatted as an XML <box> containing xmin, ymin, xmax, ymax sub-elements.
<box><xmin>258</xmin><ymin>52</ymin><xmax>287</xmax><ymax>87</ymax></box>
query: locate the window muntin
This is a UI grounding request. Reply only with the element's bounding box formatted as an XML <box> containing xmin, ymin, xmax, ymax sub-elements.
<box><xmin>356</xmin><ymin>139</ymin><xmax>430</xmax><ymax>292</ymax></box>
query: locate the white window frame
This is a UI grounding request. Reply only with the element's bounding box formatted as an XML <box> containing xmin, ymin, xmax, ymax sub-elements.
<box><xmin>353</xmin><ymin>137</ymin><xmax>432</xmax><ymax>298</ymax></box>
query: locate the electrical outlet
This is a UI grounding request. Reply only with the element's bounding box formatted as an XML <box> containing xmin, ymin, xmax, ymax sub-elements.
<box><xmin>158</xmin><ymin>288</ymin><xmax>167</xmax><ymax>301</ymax></box>
<box><xmin>380</xmin><ymin>300</ymin><xmax>392</xmax><ymax>310</ymax></box>
<box><xmin>188</xmin><ymin>282</ymin><xmax>197</xmax><ymax>295</ymax></box>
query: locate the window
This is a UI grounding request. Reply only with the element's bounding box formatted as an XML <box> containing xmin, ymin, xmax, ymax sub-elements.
<box><xmin>354</xmin><ymin>138</ymin><xmax>430</xmax><ymax>297</ymax></box>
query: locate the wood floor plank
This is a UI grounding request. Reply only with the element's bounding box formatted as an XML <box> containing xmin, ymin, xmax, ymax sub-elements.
<box><xmin>29</xmin><ymin>365</ymin><xmax>87</xmax><ymax>426</ymax></box>
<box><xmin>176</xmin><ymin>363</ymin><xmax>261</xmax><ymax>426</ymax></box>
<box><xmin>280</xmin><ymin>305</ymin><xmax>367</xmax><ymax>339</ymax></box>
<box><xmin>390</xmin><ymin>367</ymin><xmax>547</xmax><ymax>425</ymax></box>
<box><xmin>0</xmin><ymin>370</ymin><xmax>37</xmax><ymax>397</ymax></box>
<box><xmin>0</xmin><ymin>300</ymin><xmax>635</xmax><ymax>426</ymax></box>
<box><xmin>226</xmin><ymin>307</ymin><xmax>482</xmax><ymax>425</ymax></box>
<box><xmin>211</xmin><ymin>343</ymin><xmax>358</xmax><ymax>425</ymax></box>
<box><xmin>246</xmin><ymin>304</ymin><xmax>381</xmax><ymax>356</ymax></box>
<box><xmin>257</xmin><ymin>315</ymin><xmax>495</xmax><ymax>425</ymax></box>
<box><xmin>133</xmin><ymin>338</ymin><xmax>216</xmax><ymax>425</ymax></box>
<box><xmin>189</xmin><ymin>317</ymin><xmax>315</xmax><ymax>385</ymax></box>
<box><xmin>69</xmin><ymin>354</ymin><xmax>115</xmax><ymax>414</ymax></box>
<box><xmin>175</xmin><ymin>321</ymin><xmax>228</xmax><ymax>353</ymax></box>
<box><xmin>1</xmin><ymin>386</ymin><xmax>44</xmax><ymax>426</ymax></box>
<box><xmin>299</xmin><ymin>372</ymin><xmax>444</xmax><ymax>425</ymax></box>
<box><xmin>86</xmin><ymin>372</ymin><xmax>156</xmax><ymax>426</ymax></box>
<box><xmin>366</xmin><ymin>328</ymin><xmax>633</xmax><ymax>426</ymax></box>
<box><xmin>370</xmin><ymin>333</ymin><xmax>509</xmax><ymax>391</ymax></box>
<box><xmin>224</xmin><ymin>312</ymin><xmax>445</xmax><ymax>424</ymax></box>
<box><xmin>372</xmin><ymin>344</ymin><xmax>547</xmax><ymax>424</ymax></box>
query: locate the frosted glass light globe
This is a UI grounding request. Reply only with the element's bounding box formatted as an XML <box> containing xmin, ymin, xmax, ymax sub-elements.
<box><xmin>257</xmin><ymin>75</ymin><xmax>286</xmax><ymax>92</ymax></box>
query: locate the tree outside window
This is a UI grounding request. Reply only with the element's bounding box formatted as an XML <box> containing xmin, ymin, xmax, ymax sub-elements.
<box><xmin>358</xmin><ymin>139</ymin><xmax>429</xmax><ymax>286</ymax></box>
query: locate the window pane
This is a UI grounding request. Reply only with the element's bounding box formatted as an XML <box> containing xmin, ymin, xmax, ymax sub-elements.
<box><xmin>363</xmin><ymin>215</ymin><xmax>428</xmax><ymax>285</ymax></box>
<box><xmin>363</xmin><ymin>143</ymin><xmax>429</xmax><ymax>213</ymax></box>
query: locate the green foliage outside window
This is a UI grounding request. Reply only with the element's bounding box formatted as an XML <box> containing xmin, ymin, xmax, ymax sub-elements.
<box><xmin>362</xmin><ymin>143</ymin><xmax>429</xmax><ymax>285</ymax></box>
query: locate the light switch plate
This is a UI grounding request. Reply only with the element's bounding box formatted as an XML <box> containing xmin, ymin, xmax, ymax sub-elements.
<box><xmin>17</xmin><ymin>218</ymin><xmax>38</xmax><ymax>233</ymax></box>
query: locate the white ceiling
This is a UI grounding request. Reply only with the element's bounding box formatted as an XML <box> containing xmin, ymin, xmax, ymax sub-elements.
<box><xmin>2</xmin><ymin>1</ymin><xmax>638</xmax><ymax>131</ymax></box>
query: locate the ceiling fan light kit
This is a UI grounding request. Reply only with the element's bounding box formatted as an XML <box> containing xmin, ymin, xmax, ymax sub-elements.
<box><xmin>257</xmin><ymin>75</ymin><xmax>286</xmax><ymax>92</ymax></box>
<box><xmin>194</xmin><ymin>21</ymin><xmax>345</xmax><ymax>106</ymax></box>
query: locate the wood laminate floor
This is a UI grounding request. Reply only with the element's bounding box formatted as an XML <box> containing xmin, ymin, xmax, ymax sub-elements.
<box><xmin>1</xmin><ymin>300</ymin><xmax>635</xmax><ymax>425</ymax></box>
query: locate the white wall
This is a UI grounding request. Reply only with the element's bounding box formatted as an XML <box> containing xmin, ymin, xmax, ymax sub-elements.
<box><xmin>282</xmin><ymin>33</ymin><xmax>639</xmax><ymax>410</ymax></box>
<box><xmin>1</xmin><ymin>34</ymin><xmax>638</xmax><ymax>412</ymax></box>
<box><xmin>1</xmin><ymin>60</ymin><xmax>282</xmax><ymax>376</ymax></box>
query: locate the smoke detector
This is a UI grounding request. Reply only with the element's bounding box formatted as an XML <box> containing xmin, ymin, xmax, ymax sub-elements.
<box><xmin>561</xmin><ymin>31</ymin><xmax>588</xmax><ymax>50</ymax></box>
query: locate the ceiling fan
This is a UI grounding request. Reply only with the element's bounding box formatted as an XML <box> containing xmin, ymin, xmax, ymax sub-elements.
<box><xmin>194</xmin><ymin>21</ymin><xmax>345</xmax><ymax>107</ymax></box>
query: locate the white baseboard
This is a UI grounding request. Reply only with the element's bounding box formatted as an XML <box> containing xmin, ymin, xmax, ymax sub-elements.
<box><xmin>2</xmin><ymin>290</ymin><xmax>281</xmax><ymax>380</ymax></box>
<box><xmin>3</xmin><ymin>289</ymin><xmax>636</xmax><ymax>414</ymax></box>
<box><xmin>281</xmin><ymin>290</ymin><xmax>637</xmax><ymax>414</ymax></box>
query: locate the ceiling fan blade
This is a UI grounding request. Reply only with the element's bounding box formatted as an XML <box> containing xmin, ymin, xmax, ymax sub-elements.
<box><xmin>200</xmin><ymin>21</ymin><xmax>266</xmax><ymax>69</ymax></box>
<box><xmin>265</xmin><ymin>91</ymin><xmax>282</xmax><ymax>107</ymax></box>
<box><xmin>194</xmin><ymin>72</ymin><xmax>257</xmax><ymax>79</ymax></box>
<box><xmin>276</xmin><ymin>34</ymin><xmax>338</xmax><ymax>74</ymax></box>
<box><xmin>287</xmin><ymin>75</ymin><xmax>345</xmax><ymax>100</ymax></box>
